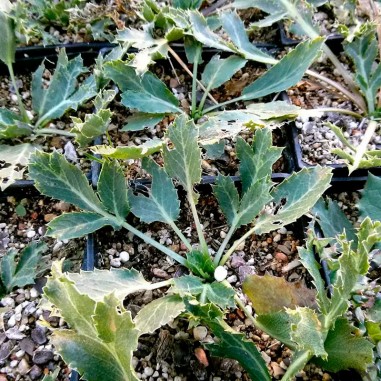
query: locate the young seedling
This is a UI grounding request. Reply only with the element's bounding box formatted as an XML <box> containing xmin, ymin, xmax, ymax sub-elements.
<box><xmin>28</xmin><ymin>116</ymin><xmax>338</xmax><ymax>380</ymax></box>
<box><xmin>231</xmin><ymin>0</ymin><xmax>381</xmax><ymax>172</ymax></box>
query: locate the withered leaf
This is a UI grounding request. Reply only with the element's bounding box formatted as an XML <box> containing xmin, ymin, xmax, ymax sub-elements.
<box><xmin>242</xmin><ymin>274</ymin><xmax>317</xmax><ymax>315</ymax></box>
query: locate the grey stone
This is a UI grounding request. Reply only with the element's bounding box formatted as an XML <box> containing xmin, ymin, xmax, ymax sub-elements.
<box><xmin>230</xmin><ymin>252</ymin><xmax>245</xmax><ymax>269</ymax></box>
<box><xmin>0</xmin><ymin>341</ymin><xmax>14</xmax><ymax>361</ymax></box>
<box><xmin>29</xmin><ymin>365</ymin><xmax>43</xmax><ymax>380</ymax></box>
<box><xmin>33</xmin><ymin>350</ymin><xmax>54</xmax><ymax>364</ymax></box>
<box><xmin>5</xmin><ymin>327</ymin><xmax>26</xmax><ymax>340</ymax></box>
<box><xmin>31</xmin><ymin>326</ymin><xmax>47</xmax><ymax>345</ymax></box>
<box><xmin>238</xmin><ymin>265</ymin><xmax>256</xmax><ymax>283</ymax></box>
<box><xmin>19</xmin><ymin>338</ymin><xmax>35</xmax><ymax>356</ymax></box>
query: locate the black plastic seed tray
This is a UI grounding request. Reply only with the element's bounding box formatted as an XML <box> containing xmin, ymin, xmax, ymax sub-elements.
<box><xmin>278</xmin><ymin>22</ymin><xmax>344</xmax><ymax>52</ymax></box>
<box><xmin>289</xmin><ymin>120</ymin><xmax>381</xmax><ymax>178</ymax></box>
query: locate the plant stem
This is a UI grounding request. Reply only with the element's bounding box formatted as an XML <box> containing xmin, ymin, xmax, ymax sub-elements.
<box><xmin>145</xmin><ymin>279</ymin><xmax>173</xmax><ymax>290</ymax></box>
<box><xmin>8</xmin><ymin>63</ymin><xmax>29</xmax><ymax>122</ymax></box>
<box><xmin>350</xmin><ymin>119</ymin><xmax>378</xmax><ymax>173</ymax></box>
<box><xmin>278</xmin><ymin>0</ymin><xmax>362</xmax><ymax>102</ymax></box>
<box><xmin>168</xmin><ymin>46</ymin><xmax>218</xmax><ymax>106</ymax></box>
<box><xmin>167</xmin><ymin>220</ymin><xmax>193</xmax><ymax>251</ymax></box>
<box><xmin>220</xmin><ymin>227</ymin><xmax>254</xmax><ymax>266</ymax></box>
<box><xmin>36</xmin><ymin>128</ymin><xmax>76</xmax><ymax>137</ymax></box>
<box><xmin>187</xmin><ymin>185</ymin><xmax>208</xmax><ymax>254</ymax></box>
<box><xmin>121</xmin><ymin>221</ymin><xmax>186</xmax><ymax>265</ymax></box>
<box><xmin>280</xmin><ymin>350</ymin><xmax>311</xmax><ymax>381</ymax></box>
<box><xmin>198</xmin><ymin>82</ymin><xmax>213</xmax><ymax>115</ymax></box>
<box><xmin>305</xmin><ymin>69</ymin><xmax>367</xmax><ymax>112</ymax></box>
<box><xmin>298</xmin><ymin>107</ymin><xmax>363</xmax><ymax>119</ymax></box>
<box><xmin>213</xmin><ymin>224</ymin><xmax>236</xmax><ymax>266</ymax></box>
<box><xmin>191</xmin><ymin>45</ymin><xmax>202</xmax><ymax>117</ymax></box>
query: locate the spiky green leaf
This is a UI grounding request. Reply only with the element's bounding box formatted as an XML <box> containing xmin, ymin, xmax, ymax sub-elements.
<box><xmin>313</xmin><ymin>319</ymin><xmax>374</xmax><ymax>372</ymax></box>
<box><xmin>359</xmin><ymin>173</ymin><xmax>381</xmax><ymax>221</ymax></box>
<box><xmin>255</xmin><ymin>166</ymin><xmax>332</xmax><ymax>234</ymax></box>
<box><xmin>46</xmin><ymin>212</ymin><xmax>116</xmax><ymax>240</ymax></box>
<box><xmin>163</xmin><ymin>115</ymin><xmax>201</xmax><ymax>200</ymax></box>
<box><xmin>0</xmin><ymin>242</ymin><xmax>47</xmax><ymax>295</ymax></box>
<box><xmin>236</xmin><ymin>128</ymin><xmax>282</xmax><ymax>193</ymax></box>
<box><xmin>0</xmin><ymin>143</ymin><xmax>38</xmax><ymax>191</ymax></box>
<box><xmin>241</xmin><ymin>38</ymin><xmax>323</xmax><ymax>100</ymax></box>
<box><xmin>91</xmin><ymin>139</ymin><xmax>163</xmax><ymax>160</ymax></box>
<box><xmin>67</xmin><ymin>268</ymin><xmax>151</xmax><ymax>302</ymax></box>
<box><xmin>220</xmin><ymin>11</ymin><xmax>276</xmax><ymax>64</ymax></box>
<box><xmin>129</xmin><ymin>158</ymin><xmax>179</xmax><ymax>223</ymax></box>
<box><xmin>201</xmin><ymin>54</ymin><xmax>247</xmax><ymax>90</ymax></box>
<box><xmin>0</xmin><ymin>10</ymin><xmax>15</xmax><ymax>66</ymax></box>
<box><xmin>287</xmin><ymin>307</ymin><xmax>326</xmax><ymax>358</ymax></box>
<box><xmin>29</xmin><ymin>151</ymin><xmax>104</xmax><ymax>213</ymax></box>
<box><xmin>98</xmin><ymin>160</ymin><xmax>129</xmax><ymax>223</ymax></box>
<box><xmin>104</xmin><ymin>61</ymin><xmax>181</xmax><ymax>114</ymax></box>
<box><xmin>32</xmin><ymin>50</ymin><xmax>97</xmax><ymax>126</ymax></box>
<box><xmin>312</xmin><ymin>198</ymin><xmax>357</xmax><ymax>244</ymax></box>
<box><xmin>121</xmin><ymin>113</ymin><xmax>164</xmax><ymax>132</ymax></box>
<box><xmin>135</xmin><ymin>295</ymin><xmax>185</xmax><ymax>334</ymax></box>
<box><xmin>71</xmin><ymin>109</ymin><xmax>112</xmax><ymax>147</ymax></box>
<box><xmin>45</xmin><ymin>263</ymin><xmax>139</xmax><ymax>381</ymax></box>
<box><xmin>172</xmin><ymin>275</ymin><xmax>235</xmax><ymax>308</ymax></box>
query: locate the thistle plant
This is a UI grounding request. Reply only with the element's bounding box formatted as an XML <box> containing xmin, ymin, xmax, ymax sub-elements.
<box><xmin>26</xmin><ymin>115</ymin><xmax>377</xmax><ymax>380</ymax></box>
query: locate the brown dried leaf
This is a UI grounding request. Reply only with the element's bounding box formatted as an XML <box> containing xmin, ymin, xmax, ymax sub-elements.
<box><xmin>242</xmin><ymin>274</ymin><xmax>317</xmax><ymax>315</ymax></box>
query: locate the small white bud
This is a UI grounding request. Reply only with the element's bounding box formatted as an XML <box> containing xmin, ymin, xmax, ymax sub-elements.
<box><xmin>214</xmin><ymin>266</ymin><xmax>227</xmax><ymax>282</ymax></box>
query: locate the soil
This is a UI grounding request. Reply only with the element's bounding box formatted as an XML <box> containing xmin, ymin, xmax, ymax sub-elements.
<box><xmin>0</xmin><ymin>193</ymin><xmax>86</xmax><ymax>381</ymax></box>
<box><xmin>287</xmin><ymin>53</ymin><xmax>381</xmax><ymax>166</ymax></box>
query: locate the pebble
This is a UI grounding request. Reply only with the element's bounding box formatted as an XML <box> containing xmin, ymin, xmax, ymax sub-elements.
<box><xmin>19</xmin><ymin>338</ymin><xmax>35</xmax><ymax>356</ymax></box>
<box><xmin>17</xmin><ymin>358</ymin><xmax>29</xmax><ymax>374</ymax></box>
<box><xmin>33</xmin><ymin>349</ymin><xmax>54</xmax><ymax>364</ymax></box>
<box><xmin>275</xmin><ymin>252</ymin><xmax>288</xmax><ymax>262</ymax></box>
<box><xmin>227</xmin><ymin>275</ymin><xmax>237</xmax><ymax>284</ymax></box>
<box><xmin>230</xmin><ymin>252</ymin><xmax>245</xmax><ymax>268</ymax></box>
<box><xmin>110</xmin><ymin>258</ymin><xmax>121</xmax><ymax>268</ymax></box>
<box><xmin>152</xmin><ymin>268</ymin><xmax>169</xmax><ymax>279</ymax></box>
<box><xmin>144</xmin><ymin>367</ymin><xmax>154</xmax><ymax>377</ymax></box>
<box><xmin>26</xmin><ymin>230</ymin><xmax>36</xmax><ymax>238</ymax></box>
<box><xmin>273</xmin><ymin>233</ymin><xmax>281</xmax><ymax>243</ymax></box>
<box><xmin>7</xmin><ymin>314</ymin><xmax>16</xmax><ymax>328</ymax></box>
<box><xmin>5</xmin><ymin>327</ymin><xmax>25</xmax><ymax>340</ymax></box>
<box><xmin>238</xmin><ymin>266</ymin><xmax>256</xmax><ymax>283</ymax></box>
<box><xmin>214</xmin><ymin>266</ymin><xmax>227</xmax><ymax>282</ymax></box>
<box><xmin>271</xmin><ymin>362</ymin><xmax>285</xmax><ymax>378</ymax></box>
<box><xmin>15</xmin><ymin>349</ymin><xmax>25</xmax><ymax>359</ymax></box>
<box><xmin>0</xmin><ymin>342</ymin><xmax>13</xmax><ymax>361</ymax></box>
<box><xmin>119</xmin><ymin>251</ymin><xmax>130</xmax><ymax>263</ymax></box>
<box><xmin>193</xmin><ymin>326</ymin><xmax>208</xmax><ymax>341</ymax></box>
<box><xmin>29</xmin><ymin>365</ymin><xmax>42</xmax><ymax>380</ymax></box>
<box><xmin>31</xmin><ymin>326</ymin><xmax>47</xmax><ymax>345</ymax></box>
<box><xmin>30</xmin><ymin>288</ymin><xmax>39</xmax><ymax>299</ymax></box>
<box><xmin>52</xmin><ymin>241</ymin><xmax>63</xmax><ymax>253</ymax></box>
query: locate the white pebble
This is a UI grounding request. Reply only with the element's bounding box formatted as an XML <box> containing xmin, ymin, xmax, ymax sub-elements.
<box><xmin>227</xmin><ymin>275</ymin><xmax>237</xmax><ymax>284</ymax></box>
<box><xmin>26</xmin><ymin>230</ymin><xmax>36</xmax><ymax>238</ymax></box>
<box><xmin>30</xmin><ymin>288</ymin><xmax>39</xmax><ymax>299</ymax></box>
<box><xmin>15</xmin><ymin>350</ymin><xmax>25</xmax><ymax>359</ymax></box>
<box><xmin>7</xmin><ymin>314</ymin><xmax>16</xmax><ymax>328</ymax></box>
<box><xmin>144</xmin><ymin>367</ymin><xmax>154</xmax><ymax>376</ymax></box>
<box><xmin>110</xmin><ymin>258</ymin><xmax>121</xmax><ymax>268</ymax></box>
<box><xmin>119</xmin><ymin>251</ymin><xmax>130</xmax><ymax>263</ymax></box>
<box><xmin>214</xmin><ymin>266</ymin><xmax>227</xmax><ymax>282</ymax></box>
<box><xmin>10</xmin><ymin>360</ymin><xmax>18</xmax><ymax>368</ymax></box>
<box><xmin>193</xmin><ymin>326</ymin><xmax>208</xmax><ymax>341</ymax></box>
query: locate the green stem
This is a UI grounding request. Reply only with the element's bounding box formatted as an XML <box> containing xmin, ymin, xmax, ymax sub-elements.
<box><xmin>168</xmin><ymin>46</ymin><xmax>218</xmax><ymax>106</ymax></box>
<box><xmin>35</xmin><ymin>128</ymin><xmax>76</xmax><ymax>137</ymax></box>
<box><xmin>350</xmin><ymin>118</ymin><xmax>378</xmax><ymax>173</ymax></box>
<box><xmin>220</xmin><ymin>227</ymin><xmax>254</xmax><ymax>266</ymax></box>
<box><xmin>167</xmin><ymin>220</ymin><xmax>193</xmax><ymax>251</ymax></box>
<box><xmin>198</xmin><ymin>82</ymin><xmax>214</xmax><ymax>115</ymax></box>
<box><xmin>8</xmin><ymin>63</ymin><xmax>29</xmax><ymax>122</ymax></box>
<box><xmin>278</xmin><ymin>0</ymin><xmax>364</xmax><ymax>108</ymax></box>
<box><xmin>280</xmin><ymin>350</ymin><xmax>312</xmax><ymax>381</ymax></box>
<box><xmin>187</xmin><ymin>186</ymin><xmax>208</xmax><ymax>254</ymax></box>
<box><xmin>121</xmin><ymin>221</ymin><xmax>186</xmax><ymax>265</ymax></box>
<box><xmin>213</xmin><ymin>224</ymin><xmax>236</xmax><ymax>266</ymax></box>
<box><xmin>191</xmin><ymin>46</ymin><xmax>202</xmax><ymax>117</ymax></box>
<box><xmin>299</xmin><ymin>107</ymin><xmax>363</xmax><ymax>119</ymax></box>
<box><xmin>203</xmin><ymin>96</ymin><xmax>243</xmax><ymax>115</ymax></box>
<box><xmin>305</xmin><ymin>69</ymin><xmax>367</xmax><ymax>112</ymax></box>
<box><xmin>145</xmin><ymin>279</ymin><xmax>173</xmax><ymax>290</ymax></box>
